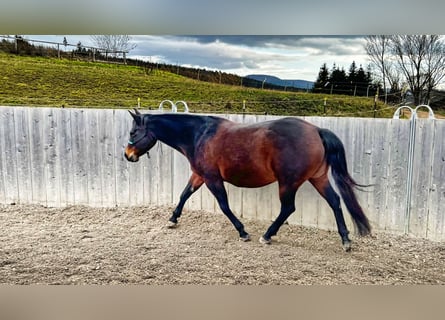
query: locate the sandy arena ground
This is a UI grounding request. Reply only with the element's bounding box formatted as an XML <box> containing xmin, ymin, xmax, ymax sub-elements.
<box><xmin>0</xmin><ymin>204</ymin><xmax>444</xmax><ymax>284</ymax></box>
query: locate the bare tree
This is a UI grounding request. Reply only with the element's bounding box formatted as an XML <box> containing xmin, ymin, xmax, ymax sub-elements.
<box><xmin>365</xmin><ymin>35</ymin><xmax>445</xmax><ymax>105</ymax></box>
<box><xmin>90</xmin><ymin>35</ymin><xmax>136</xmax><ymax>57</ymax></box>
<box><xmin>423</xmin><ymin>36</ymin><xmax>445</xmax><ymax>103</ymax></box>
<box><xmin>365</xmin><ymin>35</ymin><xmax>400</xmax><ymax>104</ymax></box>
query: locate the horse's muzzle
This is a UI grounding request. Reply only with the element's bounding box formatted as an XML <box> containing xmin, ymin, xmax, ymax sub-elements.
<box><xmin>124</xmin><ymin>146</ymin><xmax>139</xmax><ymax>162</ymax></box>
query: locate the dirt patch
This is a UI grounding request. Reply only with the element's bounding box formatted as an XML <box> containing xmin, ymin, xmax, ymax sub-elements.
<box><xmin>0</xmin><ymin>204</ymin><xmax>444</xmax><ymax>284</ymax></box>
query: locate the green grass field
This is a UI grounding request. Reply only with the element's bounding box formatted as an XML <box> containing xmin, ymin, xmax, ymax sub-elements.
<box><xmin>0</xmin><ymin>52</ymin><xmax>394</xmax><ymax>117</ymax></box>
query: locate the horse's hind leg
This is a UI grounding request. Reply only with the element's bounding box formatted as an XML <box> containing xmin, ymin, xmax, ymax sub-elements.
<box><xmin>309</xmin><ymin>175</ymin><xmax>351</xmax><ymax>251</ymax></box>
<box><xmin>168</xmin><ymin>172</ymin><xmax>204</xmax><ymax>227</ymax></box>
<box><xmin>205</xmin><ymin>179</ymin><xmax>250</xmax><ymax>241</ymax></box>
<box><xmin>261</xmin><ymin>184</ymin><xmax>298</xmax><ymax>244</ymax></box>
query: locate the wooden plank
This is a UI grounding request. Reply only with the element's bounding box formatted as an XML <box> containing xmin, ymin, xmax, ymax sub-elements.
<box><xmin>200</xmin><ymin>184</ymin><xmax>216</xmax><ymax>213</ymax></box>
<box><xmin>256</xmin><ymin>183</ymin><xmax>274</xmax><ymax>223</ymax></box>
<box><xmin>0</xmin><ymin>107</ymin><xmax>18</xmax><ymax>204</ymax></box>
<box><xmin>71</xmin><ymin>109</ymin><xmax>89</xmax><ymax>205</ymax></box>
<box><xmin>147</xmin><ymin>142</ymin><xmax>161</xmax><ymax>206</ymax></box>
<box><xmin>98</xmin><ymin>109</ymin><xmax>116</xmax><ymax>207</ymax></box>
<box><xmin>384</xmin><ymin>119</ymin><xmax>411</xmax><ymax>234</ymax></box>
<box><xmin>141</xmin><ymin>147</ymin><xmax>152</xmax><ymax>206</ymax></box>
<box><xmin>43</xmin><ymin>108</ymin><xmax>61</xmax><ymax>207</ymax></box>
<box><xmin>114</xmin><ymin>109</ymin><xmax>131</xmax><ymax>206</ymax></box>
<box><xmin>157</xmin><ymin>144</ymin><xmax>173</xmax><ymax>206</ymax></box>
<box><xmin>13</xmin><ymin>107</ymin><xmax>32</xmax><ymax>204</ymax></box>
<box><xmin>409</xmin><ymin>119</ymin><xmax>435</xmax><ymax>238</ymax></box>
<box><xmin>3</xmin><ymin>107</ymin><xmax>19</xmax><ymax>204</ymax></box>
<box><xmin>57</xmin><ymin>108</ymin><xmax>75</xmax><ymax>206</ymax></box>
<box><xmin>263</xmin><ymin>182</ymin><xmax>281</xmax><ymax>223</ymax></box>
<box><xmin>84</xmin><ymin>109</ymin><xmax>102</xmax><ymax>206</ymax></box>
<box><xmin>298</xmin><ymin>182</ymin><xmax>319</xmax><ymax>228</ymax></box>
<box><xmin>426</xmin><ymin>120</ymin><xmax>445</xmax><ymax>241</ymax></box>
<box><xmin>29</xmin><ymin>107</ymin><xmax>47</xmax><ymax>205</ymax></box>
<box><xmin>241</xmin><ymin>187</ymin><xmax>258</xmax><ymax>221</ymax></box>
<box><xmin>367</xmin><ymin>119</ymin><xmax>391</xmax><ymax>230</ymax></box>
<box><xmin>0</xmin><ymin>108</ymin><xmax>7</xmax><ymax>203</ymax></box>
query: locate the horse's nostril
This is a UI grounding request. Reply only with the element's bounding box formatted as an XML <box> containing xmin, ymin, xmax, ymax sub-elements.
<box><xmin>124</xmin><ymin>149</ymin><xmax>136</xmax><ymax>162</ymax></box>
<box><xmin>124</xmin><ymin>151</ymin><xmax>139</xmax><ymax>162</ymax></box>
<box><xmin>124</xmin><ymin>150</ymin><xmax>130</xmax><ymax>161</ymax></box>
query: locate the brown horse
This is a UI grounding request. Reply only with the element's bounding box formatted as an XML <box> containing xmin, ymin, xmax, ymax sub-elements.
<box><xmin>124</xmin><ymin>110</ymin><xmax>371</xmax><ymax>251</ymax></box>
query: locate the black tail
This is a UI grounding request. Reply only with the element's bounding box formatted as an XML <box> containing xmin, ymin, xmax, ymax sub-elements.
<box><xmin>318</xmin><ymin>128</ymin><xmax>371</xmax><ymax>236</ymax></box>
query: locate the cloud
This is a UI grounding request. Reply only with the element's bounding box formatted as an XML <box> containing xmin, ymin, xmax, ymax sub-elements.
<box><xmin>128</xmin><ymin>35</ymin><xmax>369</xmax><ymax>80</ymax></box>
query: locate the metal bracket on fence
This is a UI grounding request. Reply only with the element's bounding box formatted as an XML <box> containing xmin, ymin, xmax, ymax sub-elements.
<box><xmin>158</xmin><ymin>100</ymin><xmax>189</xmax><ymax>113</ymax></box>
<box><xmin>393</xmin><ymin>106</ymin><xmax>416</xmax><ymax>120</ymax></box>
<box><xmin>414</xmin><ymin>104</ymin><xmax>435</xmax><ymax>119</ymax></box>
<box><xmin>393</xmin><ymin>105</ymin><xmax>435</xmax><ymax>120</ymax></box>
<box><xmin>392</xmin><ymin>105</ymin><xmax>435</xmax><ymax>234</ymax></box>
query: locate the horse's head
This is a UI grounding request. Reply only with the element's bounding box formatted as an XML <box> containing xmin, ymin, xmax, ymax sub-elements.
<box><xmin>124</xmin><ymin>109</ymin><xmax>157</xmax><ymax>162</ymax></box>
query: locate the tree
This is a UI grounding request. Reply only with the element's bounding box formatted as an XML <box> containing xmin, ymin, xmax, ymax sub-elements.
<box><xmin>365</xmin><ymin>36</ymin><xmax>394</xmax><ymax>103</ymax></box>
<box><xmin>90</xmin><ymin>35</ymin><xmax>137</xmax><ymax>57</ymax></box>
<box><xmin>329</xmin><ymin>64</ymin><xmax>347</xmax><ymax>94</ymax></box>
<box><xmin>365</xmin><ymin>35</ymin><xmax>445</xmax><ymax>105</ymax></box>
<box><xmin>348</xmin><ymin>61</ymin><xmax>357</xmax><ymax>83</ymax></box>
<box><xmin>313</xmin><ymin>63</ymin><xmax>330</xmax><ymax>92</ymax></box>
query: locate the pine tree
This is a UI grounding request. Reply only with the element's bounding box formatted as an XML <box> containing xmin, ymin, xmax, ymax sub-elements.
<box><xmin>356</xmin><ymin>65</ymin><xmax>368</xmax><ymax>84</ymax></box>
<box><xmin>348</xmin><ymin>61</ymin><xmax>358</xmax><ymax>83</ymax></box>
<box><xmin>329</xmin><ymin>64</ymin><xmax>347</xmax><ymax>94</ymax></box>
<box><xmin>313</xmin><ymin>63</ymin><xmax>329</xmax><ymax>92</ymax></box>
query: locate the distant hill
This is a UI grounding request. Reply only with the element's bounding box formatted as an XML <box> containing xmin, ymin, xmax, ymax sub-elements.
<box><xmin>246</xmin><ymin>74</ymin><xmax>314</xmax><ymax>90</ymax></box>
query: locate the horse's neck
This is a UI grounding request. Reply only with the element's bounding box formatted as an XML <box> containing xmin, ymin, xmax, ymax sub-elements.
<box><xmin>150</xmin><ymin>114</ymin><xmax>208</xmax><ymax>155</ymax></box>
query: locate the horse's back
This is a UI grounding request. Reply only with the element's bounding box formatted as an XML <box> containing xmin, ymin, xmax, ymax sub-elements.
<box><xmin>266</xmin><ymin>117</ymin><xmax>318</xmax><ymax>136</ymax></box>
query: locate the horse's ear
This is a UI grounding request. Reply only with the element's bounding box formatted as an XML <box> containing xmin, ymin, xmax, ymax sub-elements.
<box><xmin>128</xmin><ymin>110</ymin><xmax>142</xmax><ymax>125</ymax></box>
<box><xmin>128</xmin><ymin>108</ymin><xmax>141</xmax><ymax>119</ymax></box>
<box><xmin>128</xmin><ymin>110</ymin><xmax>137</xmax><ymax>119</ymax></box>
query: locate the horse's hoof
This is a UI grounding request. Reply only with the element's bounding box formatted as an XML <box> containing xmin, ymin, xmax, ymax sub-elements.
<box><xmin>259</xmin><ymin>236</ymin><xmax>271</xmax><ymax>245</ymax></box>
<box><xmin>342</xmin><ymin>241</ymin><xmax>352</xmax><ymax>252</ymax></box>
<box><xmin>166</xmin><ymin>221</ymin><xmax>178</xmax><ymax>229</ymax></box>
<box><xmin>239</xmin><ymin>234</ymin><xmax>251</xmax><ymax>242</ymax></box>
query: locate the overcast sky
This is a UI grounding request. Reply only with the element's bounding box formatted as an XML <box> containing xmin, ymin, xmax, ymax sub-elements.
<box><xmin>26</xmin><ymin>35</ymin><xmax>369</xmax><ymax>82</ymax></box>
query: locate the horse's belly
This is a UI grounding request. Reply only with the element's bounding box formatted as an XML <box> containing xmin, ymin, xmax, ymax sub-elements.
<box><xmin>221</xmin><ymin>167</ymin><xmax>276</xmax><ymax>188</ymax></box>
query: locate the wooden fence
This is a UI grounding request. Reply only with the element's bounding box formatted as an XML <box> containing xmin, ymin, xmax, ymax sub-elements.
<box><xmin>0</xmin><ymin>106</ymin><xmax>444</xmax><ymax>241</ymax></box>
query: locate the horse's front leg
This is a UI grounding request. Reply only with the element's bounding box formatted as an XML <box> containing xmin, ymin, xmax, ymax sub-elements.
<box><xmin>205</xmin><ymin>179</ymin><xmax>250</xmax><ymax>241</ymax></box>
<box><xmin>168</xmin><ymin>172</ymin><xmax>204</xmax><ymax>228</ymax></box>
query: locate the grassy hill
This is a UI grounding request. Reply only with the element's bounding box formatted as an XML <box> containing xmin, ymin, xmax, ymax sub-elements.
<box><xmin>0</xmin><ymin>52</ymin><xmax>394</xmax><ymax>117</ymax></box>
